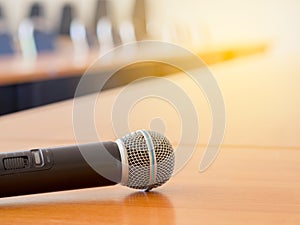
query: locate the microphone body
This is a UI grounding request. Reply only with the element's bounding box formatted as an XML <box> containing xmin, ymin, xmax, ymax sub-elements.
<box><xmin>0</xmin><ymin>142</ymin><xmax>121</xmax><ymax>198</ymax></box>
<box><xmin>0</xmin><ymin>130</ymin><xmax>175</xmax><ymax>198</ymax></box>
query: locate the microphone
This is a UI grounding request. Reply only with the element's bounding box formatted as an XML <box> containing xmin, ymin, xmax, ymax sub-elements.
<box><xmin>0</xmin><ymin>130</ymin><xmax>174</xmax><ymax>198</ymax></box>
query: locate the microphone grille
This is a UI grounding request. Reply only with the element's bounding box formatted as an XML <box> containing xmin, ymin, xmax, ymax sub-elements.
<box><xmin>118</xmin><ymin>130</ymin><xmax>175</xmax><ymax>191</ymax></box>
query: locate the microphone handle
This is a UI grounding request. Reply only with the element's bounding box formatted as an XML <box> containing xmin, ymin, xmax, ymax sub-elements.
<box><xmin>0</xmin><ymin>142</ymin><xmax>122</xmax><ymax>198</ymax></box>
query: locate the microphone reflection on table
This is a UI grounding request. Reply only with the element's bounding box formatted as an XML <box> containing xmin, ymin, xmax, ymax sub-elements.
<box><xmin>0</xmin><ymin>192</ymin><xmax>175</xmax><ymax>225</ymax></box>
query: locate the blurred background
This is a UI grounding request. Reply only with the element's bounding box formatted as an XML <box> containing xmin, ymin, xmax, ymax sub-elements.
<box><xmin>0</xmin><ymin>0</ymin><xmax>299</xmax><ymax>115</ymax></box>
<box><xmin>1</xmin><ymin>0</ymin><xmax>299</xmax><ymax>53</ymax></box>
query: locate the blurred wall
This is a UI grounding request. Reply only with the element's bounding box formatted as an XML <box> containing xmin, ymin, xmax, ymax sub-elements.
<box><xmin>0</xmin><ymin>0</ymin><xmax>299</xmax><ymax>53</ymax></box>
<box><xmin>147</xmin><ymin>0</ymin><xmax>300</xmax><ymax>54</ymax></box>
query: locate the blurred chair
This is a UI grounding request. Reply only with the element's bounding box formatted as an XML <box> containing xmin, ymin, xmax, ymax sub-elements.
<box><xmin>97</xmin><ymin>17</ymin><xmax>114</xmax><ymax>54</ymax></box>
<box><xmin>94</xmin><ymin>0</ymin><xmax>109</xmax><ymax>29</ymax></box>
<box><xmin>132</xmin><ymin>0</ymin><xmax>148</xmax><ymax>40</ymax></box>
<box><xmin>94</xmin><ymin>0</ymin><xmax>115</xmax><ymax>54</ymax></box>
<box><xmin>0</xmin><ymin>5</ymin><xmax>14</xmax><ymax>56</ymax></box>
<box><xmin>59</xmin><ymin>4</ymin><xmax>74</xmax><ymax>36</ymax></box>
<box><xmin>33</xmin><ymin>29</ymin><xmax>55</xmax><ymax>52</ymax></box>
<box><xmin>119</xmin><ymin>21</ymin><xmax>136</xmax><ymax>44</ymax></box>
<box><xmin>70</xmin><ymin>18</ymin><xmax>89</xmax><ymax>60</ymax></box>
<box><xmin>29</xmin><ymin>2</ymin><xmax>55</xmax><ymax>52</ymax></box>
<box><xmin>0</xmin><ymin>4</ymin><xmax>3</xmax><ymax>20</ymax></box>
<box><xmin>29</xmin><ymin>2</ymin><xmax>44</xmax><ymax>18</ymax></box>
<box><xmin>19</xmin><ymin>2</ymin><xmax>56</xmax><ymax>57</ymax></box>
<box><xmin>0</xmin><ymin>33</ymin><xmax>14</xmax><ymax>55</ymax></box>
<box><xmin>57</xmin><ymin>3</ymin><xmax>90</xmax><ymax>58</ymax></box>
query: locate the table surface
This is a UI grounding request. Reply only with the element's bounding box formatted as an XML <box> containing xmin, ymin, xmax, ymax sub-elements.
<box><xmin>0</xmin><ymin>42</ymin><xmax>267</xmax><ymax>86</ymax></box>
<box><xmin>0</xmin><ymin>50</ymin><xmax>299</xmax><ymax>224</ymax></box>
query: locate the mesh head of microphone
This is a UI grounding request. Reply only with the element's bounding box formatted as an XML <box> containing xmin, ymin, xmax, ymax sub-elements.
<box><xmin>117</xmin><ymin>130</ymin><xmax>175</xmax><ymax>191</ymax></box>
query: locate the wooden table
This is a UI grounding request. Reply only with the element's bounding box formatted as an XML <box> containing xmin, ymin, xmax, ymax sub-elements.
<box><xmin>0</xmin><ymin>42</ymin><xmax>268</xmax><ymax>86</ymax></box>
<box><xmin>0</xmin><ymin>51</ymin><xmax>299</xmax><ymax>224</ymax></box>
<box><xmin>0</xmin><ymin>41</ymin><xmax>268</xmax><ymax>116</ymax></box>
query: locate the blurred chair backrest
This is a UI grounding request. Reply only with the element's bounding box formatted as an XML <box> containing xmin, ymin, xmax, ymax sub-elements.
<box><xmin>33</xmin><ymin>30</ymin><xmax>55</xmax><ymax>52</ymax></box>
<box><xmin>132</xmin><ymin>0</ymin><xmax>148</xmax><ymax>40</ymax></box>
<box><xmin>59</xmin><ymin>3</ymin><xmax>75</xmax><ymax>36</ymax></box>
<box><xmin>94</xmin><ymin>0</ymin><xmax>108</xmax><ymax>27</ymax></box>
<box><xmin>0</xmin><ymin>4</ymin><xmax>14</xmax><ymax>56</ymax></box>
<box><xmin>0</xmin><ymin>33</ymin><xmax>14</xmax><ymax>55</ymax></box>
<box><xmin>29</xmin><ymin>2</ymin><xmax>44</xmax><ymax>18</ymax></box>
<box><xmin>26</xmin><ymin>2</ymin><xmax>56</xmax><ymax>53</ymax></box>
<box><xmin>94</xmin><ymin>0</ymin><xmax>121</xmax><ymax>51</ymax></box>
<box><xmin>0</xmin><ymin>4</ymin><xmax>3</xmax><ymax>20</ymax></box>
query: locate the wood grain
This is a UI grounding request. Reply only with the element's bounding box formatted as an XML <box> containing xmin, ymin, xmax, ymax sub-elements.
<box><xmin>0</xmin><ymin>147</ymin><xmax>299</xmax><ymax>225</ymax></box>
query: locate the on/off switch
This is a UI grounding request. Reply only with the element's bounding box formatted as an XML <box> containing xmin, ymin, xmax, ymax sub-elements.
<box><xmin>31</xmin><ymin>150</ymin><xmax>43</xmax><ymax>166</ymax></box>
